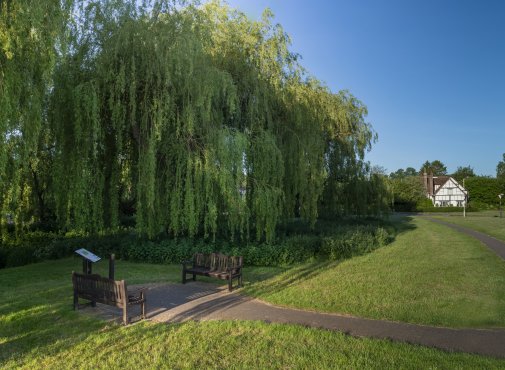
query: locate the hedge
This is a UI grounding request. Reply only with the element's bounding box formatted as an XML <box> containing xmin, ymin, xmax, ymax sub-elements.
<box><xmin>0</xmin><ymin>221</ymin><xmax>394</xmax><ymax>269</ymax></box>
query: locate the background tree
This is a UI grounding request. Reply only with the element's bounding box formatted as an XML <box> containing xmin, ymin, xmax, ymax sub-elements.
<box><xmin>497</xmin><ymin>153</ymin><xmax>505</xmax><ymax>179</ymax></box>
<box><xmin>389</xmin><ymin>168</ymin><xmax>405</xmax><ymax>179</ymax></box>
<box><xmin>389</xmin><ymin>167</ymin><xmax>417</xmax><ymax>179</ymax></box>
<box><xmin>465</xmin><ymin>177</ymin><xmax>502</xmax><ymax>208</ymax></box>
<box><xmin>495</xmin><ymin>153</ymin><xmax>505</xmax><ymax>201</ymax></box>
<box><xmin>452</xmin><ymin>166</ymin><xmax>475</xmax><ymax>183</ymax></box>
<box><xmin>390</xmin><ymin>176</ymin><xmax>425</xmax><ymax>211</ymax></box>
<box><xmin>404</xmin><ymin>167</ymin><xmax>417</xmax><ymax>177</ymax></box>
<box><xmin>419</xmin><ymin>160</ymin><xmax>447</xmax><ymax>176</ymax></box>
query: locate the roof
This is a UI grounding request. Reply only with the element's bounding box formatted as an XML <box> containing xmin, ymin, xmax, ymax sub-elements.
<box><xmin>433</xmin><ymin>176</ymin><xmax>450</xmax><ymax>187</ymax></box>
<box><xmin>433</xmin><ymin>176</ymin><xmax>467</xmax><ymax>196</ymax></box>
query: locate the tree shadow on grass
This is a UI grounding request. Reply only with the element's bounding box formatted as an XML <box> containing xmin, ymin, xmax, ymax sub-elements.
<box><xmin>243</xmin><ymin>216</ymin><xmax>418</xmax><ymax>299</ymax></box>
<box><xmin>243</xmin><ymin>260</ymin><xmax>336</xmax><ymax>298</ymax></box>
<box><xmin>387</xmin><ymin>215</ymin><xmax>417</xmax><ymax>239</ymax></box>
<box><xmin>0</xmin><ymin>287</ymin><xmax>111</xmax><ymax>366</ymax></box>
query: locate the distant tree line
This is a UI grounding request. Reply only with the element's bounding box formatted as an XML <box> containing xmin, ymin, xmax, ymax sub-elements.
<box><xmin>388</xmin><ymin>155</ymin><xmax>505</xmax><ymax>211</ymax></box>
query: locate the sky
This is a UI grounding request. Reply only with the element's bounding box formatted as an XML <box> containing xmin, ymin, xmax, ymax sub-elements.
<box><xmin>221</xmin><ymin>0</ymin><xmax>505</xmax><ymax>176</ymax></box>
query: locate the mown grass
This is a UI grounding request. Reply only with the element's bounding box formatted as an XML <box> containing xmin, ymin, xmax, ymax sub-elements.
<box><xmin>433</xmin><ymin>212</ymin><xmax>505</xmax><ymax>243</ymax></box>
<box><xmin>244</xmin><ymin>216</ymin><xmax>505</xmax><ymax>328</ymax></box>
<box><xmin>1</xmin><ymin>257</ymin><xmax>504</xmax><ymax>368</ymax></box>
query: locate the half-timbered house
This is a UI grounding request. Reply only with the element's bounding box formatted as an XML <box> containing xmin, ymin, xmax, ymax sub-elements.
<box><xmin>422</xmin><ymin>173</ymin><xmax>467</xmax><ymax>207</ymax></box>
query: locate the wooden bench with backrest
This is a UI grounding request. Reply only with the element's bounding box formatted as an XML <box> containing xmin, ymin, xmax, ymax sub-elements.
<box><xmin>72</xmin><ymin>271</ymin><xmax>146</xmax><ymax>325</ymax></box>
<box><xmin>182</xmin><ymin>253</ymin><xmax>243</xmax><ymax>291</ymax></box>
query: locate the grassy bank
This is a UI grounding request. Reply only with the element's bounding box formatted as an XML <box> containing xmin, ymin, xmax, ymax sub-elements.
<box><xmin>244</xmin><ymin>216</ymin><xmax>505</xmax><ymax>328</ymax></box>
<box><xmin>1</xmin><ymin>258</ymin><xmax>504</xmax><ymax>368</ymax></box>
<box><xmin>433</xmin><ymin>212</ymin><xmax>505</xmax><ymax>243</ymax></box>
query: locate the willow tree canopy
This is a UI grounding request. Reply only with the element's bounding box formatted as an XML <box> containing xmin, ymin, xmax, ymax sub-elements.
<box><xmin>1</xmin><ymin>0</ymin><xmax>390</xmax><ymax>241</ymax></box>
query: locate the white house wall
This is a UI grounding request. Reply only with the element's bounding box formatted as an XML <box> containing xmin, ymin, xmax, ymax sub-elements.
<box><xmin>432</xmin><ymin>178</ymin><xmax>467</xmax><ymax>207</ymax></box>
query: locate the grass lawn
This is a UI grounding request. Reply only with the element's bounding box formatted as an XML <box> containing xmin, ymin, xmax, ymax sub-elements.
<box><xmin>244</xmin><ymin>216</ymin><xmax>505</xmax><ymax>328</ymax></box>
<box><xmin>1</xmin><ymin>258</ymin><xmax>504</xmax><ymax>368</ymax></box>
<box><xmin>433</xmin><ymin>211</ymin><xmax>505</xmax><ymax>243</ymax></box>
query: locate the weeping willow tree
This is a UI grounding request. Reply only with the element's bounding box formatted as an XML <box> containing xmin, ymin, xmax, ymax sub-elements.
<box><xmin>2</xmin><ymin>0</ymin><xmax>390</xmax><ymax>242</ymax></box>
<box><xmin>0</xmin><ymin>0</ymin><xmax>73</xmax><ymax>235</ymax></box>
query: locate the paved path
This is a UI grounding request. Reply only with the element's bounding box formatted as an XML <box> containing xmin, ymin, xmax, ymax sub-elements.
<box><xmin>425</xmin><ymin>217</ymin><xmax>505</xmax><ymax>259</ymax></box>
<box><xmin>92</xmin><ymin>282</ymin><xmax>505</xmax><ymax>358</ymax></box>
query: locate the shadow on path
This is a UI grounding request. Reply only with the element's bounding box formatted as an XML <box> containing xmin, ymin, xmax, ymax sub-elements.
<box><xmin>82</xmin><ymin>281</ymin><xmax>505</xmax><ymax>359</ymax></box>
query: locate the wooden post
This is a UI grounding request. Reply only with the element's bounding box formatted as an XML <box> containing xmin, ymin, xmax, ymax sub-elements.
<box><xmin>72</xmin><ymin>272</ymin><xmax>78</xmax><ymax>310</ymax></box>
<box><xmin>141</xmin><ymin>291</ymin><xmax>146</xmax><ymax>319</ymax></box>
<box><xmin>121</xmin><ymin>280</ymin><xmax>128</xmax><ymax>325</ymax></box>
<box><xmin>109</xmin><ymin>254</ymin><xmax>115</xmax><ymax>280</ymax></box>
<box><xmin>82</xmin><ymin>258</ymin><xmax>92</xmax><ymax>274</ymax></box>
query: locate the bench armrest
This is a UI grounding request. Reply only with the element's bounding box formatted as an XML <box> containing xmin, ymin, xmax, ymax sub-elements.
<box><xmin>128</xmin><ymin>287</ymin><xmax>147</xmax><ymax>302</ymax></box>
<box><xmin>227</xmin><ymin>265</ymin><xmax>242</xmax><ymax>273</ymax></box>
<box><xmin>129</xmin><ymin>287</ymin><xmax>147</xmax><ymax>295</ymax></box>
<box><xmin>181</xmin><ymin>259</ymin><xmax>193</xmax><ymax>268</ymax></box>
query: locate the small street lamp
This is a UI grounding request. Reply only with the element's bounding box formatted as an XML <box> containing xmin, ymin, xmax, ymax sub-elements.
<box><xmin>499</xmin><ymin>194</ymin><xmax>504</xmax><ymax>218</ymax></box>
<box><xmin>463</xmin><ymin>178</ymin><xmax>467</xmax><ymax>218</ymax></box>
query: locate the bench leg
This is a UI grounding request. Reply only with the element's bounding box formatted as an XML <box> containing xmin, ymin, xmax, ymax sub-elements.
<box><xmin>123</xmin><ymin>304</ymin><xmax>129</xmax><ymax>325</ymax></box>
<box><xmin>182</xmin><ymin>268</ymin><xmax>186</xmax><ymax>284</ymax></box>
<box><xmin>141</xmin><ymin>292</ymin><xmax>146</xmax><ymax>320</ymax></box>
<box><xmin>228</xmin><ymin>274</ymin><xmax>232</xmax><ymax>292</ymax></box>
<box><xmin>192</xmin><ymin>273</ymin><xmax>196</xmax><ymax>281</ymax></box>
<box><xmin>73</xmin><ymin>291</ymin><xmax>78</xmax><ymax>310</ymax></box>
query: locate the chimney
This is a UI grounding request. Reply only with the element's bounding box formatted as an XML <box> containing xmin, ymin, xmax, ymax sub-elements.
<box><xmin>423</xmin><ymin>172</ymin><xmax>428</xmax><ymax>193</ymax></box>
<box><xmin>428</xmin><ymin>173</ymin><xmax>434</xmax><ymax>195</ymax></box>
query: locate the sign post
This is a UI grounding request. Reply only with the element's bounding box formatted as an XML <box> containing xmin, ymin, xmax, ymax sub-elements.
<box><xmin>75</xmin><ymin>248</ymin><xmax>101</xmax><ymax>275</ymax></box>
<box><xmin>109</xmin><ymin>254</ymin><xmax>115</xmax><ymax>280</ymax></box>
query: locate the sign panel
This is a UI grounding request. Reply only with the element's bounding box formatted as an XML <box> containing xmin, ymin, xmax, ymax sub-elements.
<box><xmin>75</xmin><ymin>248</ymin><xmax>101</xmax><ymax>263</ymax></box>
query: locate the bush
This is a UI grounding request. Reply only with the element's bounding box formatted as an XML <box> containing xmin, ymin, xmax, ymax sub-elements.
<box><xmin>465</xmin><ymin>177</ymin><xmax>503</xmax><ymax>207</ymax></box>
<box><xmin>0</xmin><ymin>231</ymin><xmax>60</xmax><ymax>267</ymax></box>
<box><xmin>415</xmin><ymin>206</ymin><xmax>476</xmax><ymax>213</ymax></box>
<box><xmin>0</xmin><ymin>231</ymin><xmax>137</xmax><ymax>268</ymax></box>
<box><xmin>120</xmin><ymin>234</ymin><xmax>321</xmax><ymax>267</ymax></box>
<box><xmin>467</xmin><ymin>200</ymin><xmax>495</xmax><ymax>211</ymax></box>
<box><xmin>0</xmin><ymin>220</ymin><xmax>394</xmax><ymax>269</ymax></box>
<box><xmin>321</xmin><ymin>226</ymin><xmax>389</xmax><ymax>260</ymax></box>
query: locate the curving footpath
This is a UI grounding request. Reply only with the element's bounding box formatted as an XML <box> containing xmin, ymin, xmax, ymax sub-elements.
<box><xmin>88</xmin><ymin>216</ymin><xmax>505</xmax><ymax>359</ymax></box>
<box><xmin>94</xmin><ymin>281</ymin><xmax>505</xmax><ymax>359</ymax></box>
<box><xmin>425</xmin><ymin>216</ymin><xmax>505</xmax><ymax>260</ymax></box>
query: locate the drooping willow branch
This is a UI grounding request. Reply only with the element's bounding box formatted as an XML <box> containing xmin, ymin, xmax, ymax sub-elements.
<box><xmin>2</xmin><ymin>0</ymin><xmax>391</xmax><ymax>241</ymax></box>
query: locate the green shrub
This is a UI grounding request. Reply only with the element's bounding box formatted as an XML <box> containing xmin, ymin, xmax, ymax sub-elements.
<box><xmin>120</xmin><ymin>235</ymin><xmax>321</xmax><ymax>267</ymax></box>
<box><xmin>321</xmin><ymin>226</ymin><xmax>389</xmax><ymax>260</ymax></box>
<box><xmin>465</xmin><ymin>177</ymin><xmax>503</xmax><ymax>207</ymax></box>
<box><xmin>416</xmin><ymin>198</ymin><xmax>434</xmax><ymax>208</ymax></box>
<box><xmin>0</xmin><ymin>231</ymin><xmax>60</xmax><ymax>267</ymax></box>
<box><xmin>468</xmin><ymin>200</ymin><xmax>495</xmax><ymax>211</ymax></box>
<box><xmin>0</xmin><ymin>221</ymin><xmax>393</xmax><ymax>269</ymax></box>
<box><xmin>0</xmin><ymin>231</ymin><xmax>137</xmax><ymax>268</ymax></box>
<box><xmin>415</xmin><ymin>206</ymin><xmax>476</xmax><ymax>213</ymax></box>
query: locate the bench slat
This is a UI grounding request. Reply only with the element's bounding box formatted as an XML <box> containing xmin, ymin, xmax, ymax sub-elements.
<box><xmin>182</xmin><ymin>253</ymin><xmax>243</xmax><ymax>291</ymax></box>
<box><xmin>72</xmin><ymin>272</ymin><xmax>146</xmax><ymax>325</ymax></box>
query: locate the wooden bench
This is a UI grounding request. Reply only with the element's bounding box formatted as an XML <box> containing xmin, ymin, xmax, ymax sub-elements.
<box><xmin>72</xmin><ymin>272</ymin><xmax>146</xmax><ymax>325</ymax></box>
<box><xmin>182</xmin><ymin>253</ymin><xmax>243</xmax><ymax>291</ymax></box>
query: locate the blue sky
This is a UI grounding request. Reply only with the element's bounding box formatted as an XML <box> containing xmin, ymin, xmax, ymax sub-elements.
<box><xmin>222</xmin><ymin>0</ymin><xmax>505</xmax><ymax>176</ymax></box>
